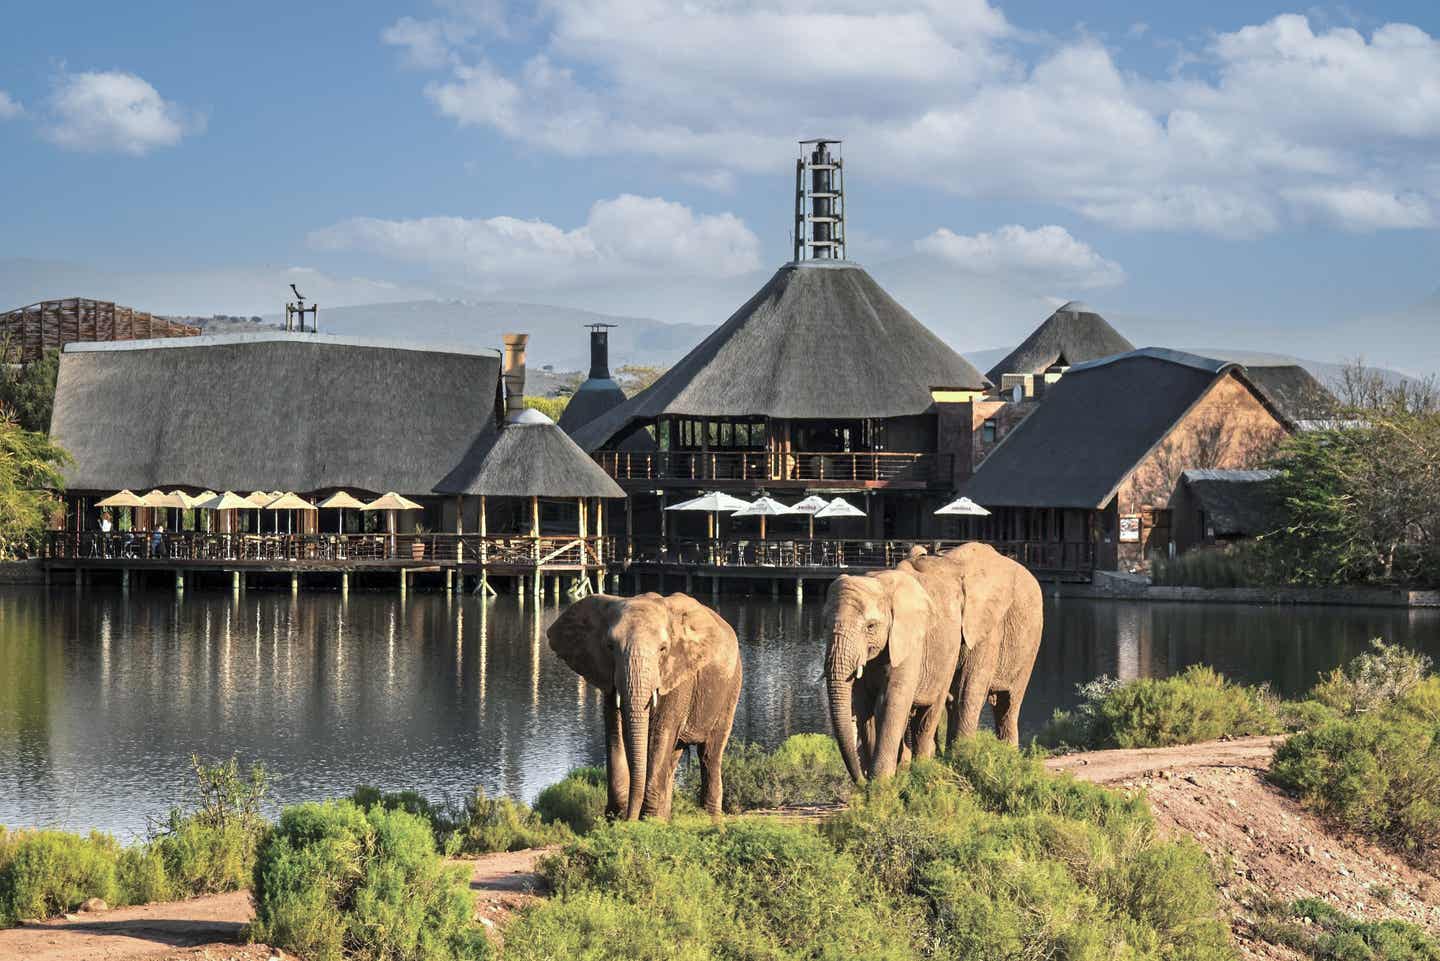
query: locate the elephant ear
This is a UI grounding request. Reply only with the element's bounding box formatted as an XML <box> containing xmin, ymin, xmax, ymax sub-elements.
<box><xmin>960</xmin><ymin>568</ymin><xmax>1007</xmax><ymax>654</ymax></box>
<box><xmin>547</xmin><ymin>594</ymin><xmax>622</xmax><ymax>690</ymax></box>
<box><xmin>872</xmin><ymin>570</ymin><xmax>931</xmax><ymax>669</ymax></box>
<box><xmin>659</xmin><ymin>594</ymin><xmax>723</xmax><ymax>694</ymax></box>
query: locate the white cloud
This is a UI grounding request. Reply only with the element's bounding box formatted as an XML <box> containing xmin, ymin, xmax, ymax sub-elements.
<box><xmin>43</xmin><ymin>71</ymin><xmax>197</xmax><ymax>155</ymax></box>
<box><xmin>388</xmin><ymin>4</ymin><xmax>1440</xmax><ymax>237</ymax></box>
<box><xmin>307</xmin><ymin>195</ymin><xmax>761</xmax><ymax>291</ymax></box>
<box><xmin>915</xmin><ymin>224</ymin><xmax>1125</xmax><ymax>289</ymax></box>
<box><xmin>0</xmin><ymin>91</ymin><xmax>22</xmax><ymax>120</ymax></box>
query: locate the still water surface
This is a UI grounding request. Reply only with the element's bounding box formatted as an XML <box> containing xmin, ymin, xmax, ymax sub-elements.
<box><xmin>1</xmin><ymin>586</ymin><xmax>1436</xmax><ymax>838</ymax></box>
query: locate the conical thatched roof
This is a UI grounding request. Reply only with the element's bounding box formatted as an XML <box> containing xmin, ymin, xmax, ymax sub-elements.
<box><xmin>557</xmin><ymin>377</ymin><xmax>656</xmax><ymax>451</ymax></box>
<box><xmin>571</xmin><ymin>261</ymin><xmax>987</xmax><ymax>450</ymax></box>
<box><xmin>436</xmin><ymin>408</ymin><xmax>626</xmax><ymax>499</ymax></box>
<box><xmin>985</xmin><ymin>301</ymin><xmax>1134</xmax><ymax>384</ymax></box>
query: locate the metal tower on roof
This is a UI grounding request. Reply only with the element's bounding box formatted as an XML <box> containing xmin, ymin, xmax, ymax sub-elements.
<box><xmin>793</xmin><ymin>139</ymin><xmax>845</xmax><ymax>262</ymax></box>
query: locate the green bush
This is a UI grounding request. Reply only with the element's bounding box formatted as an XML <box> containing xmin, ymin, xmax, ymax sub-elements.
<box><xmin>1271</xmin><ymin>676</ymin><xmax>1440</xmax><ymax>855</ymax></box>
<box><xmin>1151</xmin><ymin>545</ymin><xmax>1267</xmax><ymax>588</ymax></box>
<box><xmin>826</xmin><ymin>735</ymin><xmax>1234</xmax><ymax>961</ymax></box>
<box><xmin>1040</xmin><ymin>665</ymin><xmax>1282</xmax><ymax>750</ymax></box>
<box><xmin>0</xmin><ymin>829</ymin><xmax>122</xmax><ymax>926</ymax></box>
<box><xmin>534</xmin><ymin>767</ymin><xmax>608</xmax><ymax>836</ymax></box>
<box><xmin>1252</xmin><ymin>897</ymin><xmax>1440</xmax><ymax>960</ymax></box>
<box><xmin>1311</xmin><ymin>640</ymin><xmax>1435</xmax><ymax>717</ymax></box>
<box><xmin>250</xmin><ymin>800</ymin><xmax>488</xmax><ymax>961</ymax></box>
<box><xmin>353</xmin><ymin>785</ymin><xmax>571</xmax><ymax>856</ymax></box>
<box><xmin>144</xmin><ymin>755</ymin><xmax>269</xmax><ymax>897</ymax></box>
<box><xmin>511</xmin><ymin>817</ymin><xmax>921</xmax><ymax>960</ymax></box>
<box><xmin>678</xmin><ymin>733</ymin><xmax>853</xmax><ymax>814</ymax></box>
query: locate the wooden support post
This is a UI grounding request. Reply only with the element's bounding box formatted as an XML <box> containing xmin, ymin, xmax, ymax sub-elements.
<box><xmin>772</xmin><ymin>578</ymin><xmax>779</xmax><ymax>598</ymax></box>
<box><xmin>625</xmin><ymin>496</ymin><xmax>634</xmax><ymax>564</ymax></box>
<box><xmin>479</xmin><ymin>496</ymin><xmax>488</xmax><ymax>567</ymax></box>
<box><xmin>74</xmin><ymin>568</ymin><xmax>82</xmax><ymax>589</ymax></box>
<box><xmin>455</xmin><ymin>494</ymin><xmax>465</xmax><ymax>564</ymax></box>
<box><xmin>399</xmin><ymin>570</ymin><xmax>408</xmax><ymax>597</ymax></box>
<box><xmin>229</xmin><ymin>570</ymin><xmax>239</xmax><ymax>593</ymax></box>
<box><xmin>122</xmin><ymin>569</ymin><xmax>131</xmax><ymax>593</ymax></box>
<box><xmin>685</xmin><ymin>573</ymin><xmax>693</xmax><ymax>594</ymax></box>
<box><xmin>711</xmin><ymin>575</ymin><xmax>719</xmax><ymax>597</ymax></box>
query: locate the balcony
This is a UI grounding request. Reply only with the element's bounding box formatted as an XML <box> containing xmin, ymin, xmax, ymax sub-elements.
<box><xmin>594</xmin><ymin>450</ymin><xmax>951</xmax><ymax>487</ymax></box>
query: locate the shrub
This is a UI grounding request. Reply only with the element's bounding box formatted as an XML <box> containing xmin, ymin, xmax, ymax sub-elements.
<box><xmin>145</xmin><ymin>755</ymin><xmax>269</xmax><ymax>897</ymax></box>
<box><xmin>1311</xmin><ymin>640</ymin><xmax>1435</xmax><ymax>717</ymax></box>
<box><xmin>250</xmin><ymin>800</ymin><xmax>488</xmax><ymax>961</ymax></box>
<box><xmin>534</xmin><ymin>767</ymin><xmax>608</xmax><ymax>836</ymax></box>
<box><xmin>1151</xmin><ymin>545</ymin><xmax>1266</xmax><ymax>588</ymax></box>
<box><xmin>352</xmin><ymin>785</ymin><xmax>571</xmax><ymax>856</ymax></box>
<box><xmin>513</xmin><ymin>817</ymin><xmax>921</xmax><ymax>961</ymax></box>
<box><xmin>0</xmin><ymin>829</ymin><xmax>122</xmax><ymax>926</ymax></box>
<box><xmin>1040</xmin><ymin>666</ymin><xmax>1282</xmax><ymax>750</ymax></box>
<box><xmin>1270</xmin><ymin>676</ymin><xmax>1440</xmax><ymax>855</ymax></box>
<box><xmin>826</xmin><ymin>736</ymin><xmax>1234</xmax><ymax>961</ymax></box>
<box><xmin>1252</xmin><ymin>897</ymin><xmax>1440</xmax><ymax>960</ymax></box>
<box><xmin>678</xmin><ymin>734</ymin><xmax>853</xmax><ymax>814</ymax></box>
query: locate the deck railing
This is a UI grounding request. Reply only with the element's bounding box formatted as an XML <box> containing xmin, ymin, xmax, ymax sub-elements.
<box><xmin>594</xmin><ymin>450</ymin><xmax>951</xmax><ymax>484</ymax></box>
<box><xmin>43</xmin><ymin>531</ymin><xmax>611</xmax><ymax>568</ymax></box>
<box><xmin>625</xmin><ymin>538</ymin><xmax>1094</xmax><ymax>574</ymax></box>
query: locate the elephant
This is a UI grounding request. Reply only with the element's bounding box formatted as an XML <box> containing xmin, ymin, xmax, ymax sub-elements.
<box><xmin>547</xmin><ymin>592</ymin><xmax>742</xmax><ymax>820</ymax></box>
<box><xmin>909</xmin><ymin>542</ymin><xmax>1044</xmax><ymax>748</ymax></box>
<box><xmin>822</xmin><ymin>565</ymin><xmax>966</xmax><ymax>783</ymax></box>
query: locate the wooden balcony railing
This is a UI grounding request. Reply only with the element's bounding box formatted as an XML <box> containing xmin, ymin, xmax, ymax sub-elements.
<box><xmin>625</xmin><ymin>538</ymin><xmax>1094</xmax><ymax>575</ymax></box>
<box><xmin>594</xmin><ymin>450</ymin><xmax>950</xmax><ymax>484</ymax></box>
<box><xmin>43</xmin><ymin>531</ymin><xmax>611</xmax><ymax>569</ymax></box>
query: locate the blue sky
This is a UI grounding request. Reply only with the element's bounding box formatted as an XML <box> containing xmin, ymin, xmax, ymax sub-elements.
<box><xmin>4</xmin><ymin>1</ymin><xmax>1440</xmax><ymax>373</ymax></box>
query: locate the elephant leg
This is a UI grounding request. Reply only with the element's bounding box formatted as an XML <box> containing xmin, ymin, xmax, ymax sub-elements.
<box><xmin>870</xmin><ymin>683</ymin><xmax>917</xmax><ymax>779</ymax></box>
<box><xmin>898</xmin><ymin>724</ymin><xmax>914</xmax><ymax>768</ymax></box>
<box><xmin>604</xmin><ymin>698</ymin><xmax>629</xmax><ymax>818</ymax></box>
<box><xmin>647</xmin><ymin>743</ymin><xmax>686</xmax><ymax>820</ymax></box>
<box><xmin>910</xmin><ymin>703</ymin><xmax>945</xmax><ymax>761</ymax></box>
<box><xmin>955</xmin><ymin>670</ymin><xmax>990</xmax><ymax>742</ymax></box>
<box><xmin>991</xmin><ymin>690</ymin><xmax>1022</xmax><ymax>746</ymax></box>
<box><xmin>697</xmin><ymin>738</ymin><xmax>727</xmax><ymax>817</ymax></box>
<box><xmin>854</xmin><ymin>685</ymin><xmax>878</xmax><ymax>773</ymax></box>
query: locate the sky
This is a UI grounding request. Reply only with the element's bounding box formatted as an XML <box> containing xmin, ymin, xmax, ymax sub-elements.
<box><xmin>4</xmin><ymin>1</ymin><xmax>1440</xmax><ymax>374</ymax></box>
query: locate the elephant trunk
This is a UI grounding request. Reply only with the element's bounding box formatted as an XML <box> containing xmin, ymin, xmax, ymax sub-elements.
<box><xmin>826</xmin><ymin>631</ymin><xmax>866</xmax><ymax>784</ymax></box>
<box><xmin>620</xmin><ymin>656</ymin><xmax>656</xmax><ymax>820</ymax></box>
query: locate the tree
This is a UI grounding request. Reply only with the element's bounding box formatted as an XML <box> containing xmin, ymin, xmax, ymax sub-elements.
<box><xmin>0</xmin><ymin>407</ymin><xmax>70</xmax><ymax>559</ymax></box>
<box><xmin>0</xmin><ymin>349</ymin><xmax>61</xmax><ymax>433</ymax></box>
<box><xmin>615</xmin><ymin>364</ymin><xmax>667</xmax><ymax>395</ymax></box>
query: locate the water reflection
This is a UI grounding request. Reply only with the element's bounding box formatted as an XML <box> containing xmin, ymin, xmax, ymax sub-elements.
<box><xmin>0</xmin><ymin>586</ymin><xmax>1435</xmax><ymax>839</ymax></box>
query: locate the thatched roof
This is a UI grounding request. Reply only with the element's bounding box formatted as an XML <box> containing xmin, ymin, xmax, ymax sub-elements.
<box><xmin>984</xmin><ymin>301</ymin><xmax>1134</xmax><ymax>383</ymax></box>
<box><xmin>435</xmin><ymin>407</ymin><xmax>625</xmax><ymax>499</ymax></box>
<box><xmin>962</xmin><ymin>349</ymin><xmax>1284</xmax><ymax>510</ymax></box>
<box><xmin>1243</xmin><ymin>365</ymin><xmax>1334</xmax><ymax>422</ymax></box>
<box><xmin>1179</xmin><ymin>468</ymin><xmax>1285</xmax><ymax>537</ymax></box>
<box><xmin>571</xmin><ymin>261</ymin><xmax>987</xmax><ymax>450</ymax></box>
<box><xmin>51</xmin><ymin>332</ymin><xmax>502</xmax><ymax>495</ymax></box>
<box><xmin>557</xmin><ymin>377</ymin><xmax>656</xmax><ymax>450</ymax></box>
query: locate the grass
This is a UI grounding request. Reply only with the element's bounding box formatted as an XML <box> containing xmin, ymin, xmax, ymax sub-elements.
<box><xmin>351</xmin><ymin>785</ymin><xmax>572</xmax><ymax>856</ymax></box>
<box><xmin>1039</xmin><ymin>665</ymin><xmax>1283</xmax><ymax>750</ymax></box>
<box><xmin>677</xmin><ymin>733</ymin><xmax>852</xmax><ymax>814</ymax></box>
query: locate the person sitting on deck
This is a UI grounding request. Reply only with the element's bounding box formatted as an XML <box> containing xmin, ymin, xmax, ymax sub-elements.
<box><xmin>152</xmin><ymin>524</ymin><xmax>166</xmax><ymax>558</ymax></box>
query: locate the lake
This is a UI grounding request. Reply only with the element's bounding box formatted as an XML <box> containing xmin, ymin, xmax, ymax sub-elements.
<box><xmin>1</xmin><ymin>585</ymin><xmax>1436</xmax><ymax>839</ymax></box>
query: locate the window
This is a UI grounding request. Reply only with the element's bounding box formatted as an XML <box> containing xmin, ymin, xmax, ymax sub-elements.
<box><xmin>982</xmin><ymin>419</ymin><xmax>997</xmax><ymax>444</ymax></box>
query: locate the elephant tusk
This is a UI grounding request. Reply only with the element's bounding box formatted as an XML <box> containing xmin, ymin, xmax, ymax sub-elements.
<box><xmin>615</xmin><ymin>690</ymin><xmax>621</xmax><ymax>710</ymax></box>
<box><xmin>855</xmin><ymin>662</ymin><xmax>863</xmax><ymax>680</ymax></box>
<box><xmin>652</xmin><ymin>689</ymin><xmax>659</xmax><ymax>709</ymax></box>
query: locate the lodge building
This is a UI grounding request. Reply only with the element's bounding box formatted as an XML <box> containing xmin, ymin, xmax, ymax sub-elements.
<box><xmin>38</xmin><ymin>140</ymin><xmax>1320</xmax><ymax>590</ymax></box>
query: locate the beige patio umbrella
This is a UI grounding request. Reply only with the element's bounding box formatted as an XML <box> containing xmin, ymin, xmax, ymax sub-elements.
<box><xmin>96</xmin><ymin>490</ymin><xmax>147</xmax><ymax>508</ymax></box>
<box><xmin>318</xmin><ymin>490</ymin><xmax>367</xmax><ymax>535</ymax></box>
<box><xmin>199</xmin><ymin>491</ymin><xmax>254</xmax><ymax>535</ymax></box>
<box><xmin>142</xmin><ymin>489</ymin><xmax>187</xmax><ymax>531</ymax></box>
<box><xmin>264</xmin><ymin>492</ymin><xmax>316</xmax><ymax>534</ymax></box>
<box><xmin>362</xmin><ymin>492</ymin><xmax>423</xmax><ymax>545</ymax></box>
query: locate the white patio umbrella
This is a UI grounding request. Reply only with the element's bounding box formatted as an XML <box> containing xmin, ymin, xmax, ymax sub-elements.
<box><xmin>934</xmin><ymin>496</ymin><xmax>990</xmax><ymax>516</ymax></box>
<box><xmin>664</xmin><ymin>490</ymin><xmax>749</xmax><ymax>539</ymax></box>
<box><xmin>199</xmin><ymin>491</ymin><xmax>253</xmax><ymax>536</ymax></box>
<box><xmin>731</xmin><ymin>495</ymin><xmax>791</xmax><ymax>540</ymax></box>
<box><xmin>814</xmin><ymin>496</ymin><xmax>866</xmax><ymax>519</ymax></box>
<box><xmin>935</xmin><ymin>495</ymin><xmax>990</xmax><ymax>539</ymax></box>
<box><xmin>787</xmin><ymin>494</ymin><xmax>831</xmax><ymax>539</ymax></box>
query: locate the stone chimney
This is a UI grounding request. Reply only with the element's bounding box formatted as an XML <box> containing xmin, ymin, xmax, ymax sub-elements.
<box><xmin>502</xmin><ymin>333</ymin><xmax>528</xmax><ymax>419</ymax></box>
<box><xmin>588</xmin><ymin>323</ymin><xmax>617</xmax><ymax>380</ymax></box>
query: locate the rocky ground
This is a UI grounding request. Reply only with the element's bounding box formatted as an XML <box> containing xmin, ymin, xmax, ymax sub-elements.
<box><xmin>2</xmin><ymin>737</ymin><xmax>1433</xmax><ymax>961</ymax></box>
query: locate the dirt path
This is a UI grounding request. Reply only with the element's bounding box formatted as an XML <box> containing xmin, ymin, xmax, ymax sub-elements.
<box><xmin>0</xmin><ymin>852</ymin><xmax>552</xmax><ymax>961</ymax></box>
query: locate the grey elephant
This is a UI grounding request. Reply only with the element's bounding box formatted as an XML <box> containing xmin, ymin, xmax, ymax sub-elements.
<box><xmin>548</xmin><ymin>592</ymin><xmax>742</xmax><ymax>819</ymax></box>
<box><xmin>917</xmin><ymin>543</ymin><xmax>1043</xmax><ymax>747</ymax></box>
<box><xmin>822</xmin><ymin>566</ymin><xmax>966</xmax><ymax>783</ymax></box>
